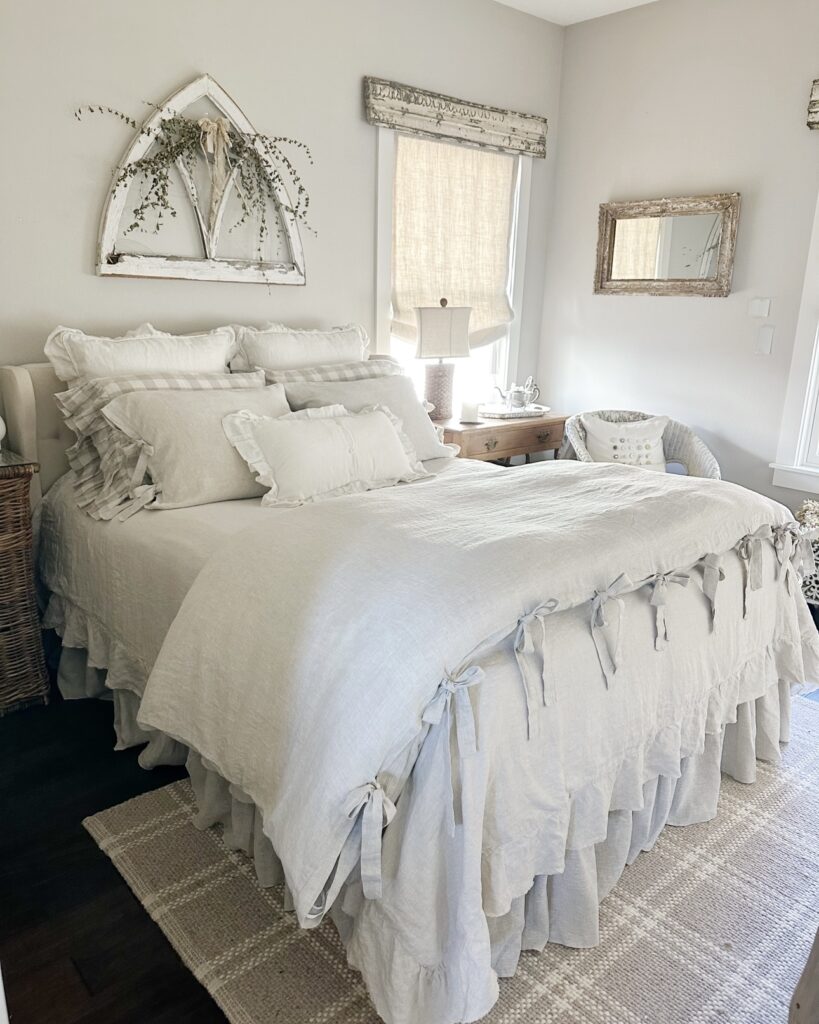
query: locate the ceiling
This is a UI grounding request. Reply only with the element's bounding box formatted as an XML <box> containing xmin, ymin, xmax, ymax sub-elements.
<box><xmin>493</xmin><ymin>0</ymin><xmax>659</xmax><ymax>26</ymax></box>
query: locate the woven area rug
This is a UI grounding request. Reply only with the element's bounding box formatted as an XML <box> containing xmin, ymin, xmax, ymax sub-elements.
<box><xmin>84</xmin><ymin>698</ymin><xmax>819</xmax><ymax>1024</ymax></box>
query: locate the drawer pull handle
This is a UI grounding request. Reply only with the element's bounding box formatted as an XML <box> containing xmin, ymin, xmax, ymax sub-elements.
<box><xmin>484</xmin><ymin>438</ymin><xmax>499</xmax><ymax>451</ymax></box>
<box><xmin>537</xmin><ymin>431</ymin><xmax>551</xmax><ymax>443</ymax></box>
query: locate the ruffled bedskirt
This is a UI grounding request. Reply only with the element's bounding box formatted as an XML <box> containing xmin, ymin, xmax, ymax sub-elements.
<box><xmin>45</xmin><ymin>587</ymin><xmax>819</xmax><ymax>1024</ymax></box>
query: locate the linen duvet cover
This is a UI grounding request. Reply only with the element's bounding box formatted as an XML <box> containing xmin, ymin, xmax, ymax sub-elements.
<box><xmin>125</xmin><ymin>459</ymin><xmax>819</xmax><ymax>1024</ymax></box>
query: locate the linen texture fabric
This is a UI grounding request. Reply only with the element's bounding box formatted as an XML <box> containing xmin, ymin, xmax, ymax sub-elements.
<box><xmin>230</xmin><ymin>323</ymin><xmax>369</xmax><ymax>372</ymax></box>
<box><xmin>100</xmin><ymin>384</ymin><xmax>290</xmax><ymax>510</ymax></box>
<box><xmin>135</xmin><ymin>460</ymin><xmax>818</xmax><ymax>1023</ymax></box>
<box><xmin>223</xmin><ymin>403</ymin><xmax>429</xmax><ymax>506</ymax></box>
<box><xmin>581</xmin><ymin>412</ymin><xmax>669</xmax><ymax>470</ymax></box>
<box><xmin>261</xmin><ymin>358</ymin><xmax>403</xmax><ymax>385</ymax></box>
<box><xmin>56</xmin><ymin>371</ymin><xmax>266</xmax><ymax>519</ymax></box>
<box><xmin>44</xmin><ymin>324</ymin><xmax>236</xmax><ymax>383</ymax></box>
<box><xmin>391</xmin><ymin>133</ymin><xmax>517</xmax><ymax>347</ymax></box>
<box><xmin>284</xmin><ymin>375</ymin><xmax>455</xmax><ymax>462</ymax></box>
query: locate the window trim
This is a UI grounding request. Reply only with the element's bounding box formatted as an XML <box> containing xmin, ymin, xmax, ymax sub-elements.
<box><xmin>771</xmin><ymin>183</ymin><xmax>819</xmax><ymax>493</ymax></box>
<box><xmin>374</xmin><ymin>126</ymin><xmax>531</xmax><ymax>387</ymax></box>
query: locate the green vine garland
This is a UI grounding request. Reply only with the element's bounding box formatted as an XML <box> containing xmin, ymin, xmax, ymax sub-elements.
<box><xmin>76</xmin><ymin>103</ymin><xmax>313</xmax><ymax>259</ymax></box>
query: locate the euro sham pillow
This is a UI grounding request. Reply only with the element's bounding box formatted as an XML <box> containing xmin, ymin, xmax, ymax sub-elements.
<box><xmin>45</xmin><ymin>324</ymin><xmax>236</xmax><ymax>383</ymax></box>
<box><xmin>261</xmin><ymin>357</ymin><xmax>403</xmax><ymax>385</ymax></box>
<box><xmin>101</xmin><ymin>384</ymin><xmax>290</xmax><ymax>511</ymax></box>
<box><xmin>284</xmin><ymin>375</ymin><xmax>455</xmax><ymax>462</ymax></box>
<box><xmin>56</xmin><ymin>370</ymin><xmax>266</xmax><ymax>520</ymax></box>
<box><xmin>223</xmin><ymin>404</ymin><xmax>428</xmax><ymax>507</ymax></box>
<box><xmin>580</xmin><ymin>413</ymin><xmax>669</xmax><ymax>471</ymax></box>
<box><xmin>230</xmin><ymin>322</ymin><xmax>369</xmax><ymax>372</ymax></box>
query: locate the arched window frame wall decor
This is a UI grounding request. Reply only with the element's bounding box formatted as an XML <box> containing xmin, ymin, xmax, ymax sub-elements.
<box><xmin>97</xmin><ymin>75</ymin><xmax>306</xmax><ymax>285</ymax></box>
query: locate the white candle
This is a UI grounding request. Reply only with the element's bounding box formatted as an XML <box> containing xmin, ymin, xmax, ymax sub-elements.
<box><xmin>460</xmin><ymin>400</ymin><xmax>480</xmax><ymax>422</ymax></box>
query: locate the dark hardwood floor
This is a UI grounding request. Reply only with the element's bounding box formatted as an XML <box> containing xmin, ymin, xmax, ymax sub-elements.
<box><xmin>0</xmin><ymin>686</ymin><xmax>226</xmax><ymax>1024</ymax></box>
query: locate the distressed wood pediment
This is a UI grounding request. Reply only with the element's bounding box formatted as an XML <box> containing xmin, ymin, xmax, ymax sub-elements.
<box><xmin>364</xmin><ymin>77</ymin><xmax>547</xmax><ymax>158</ymax></box>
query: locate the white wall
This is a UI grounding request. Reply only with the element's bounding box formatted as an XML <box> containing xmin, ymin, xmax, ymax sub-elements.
<box><xmin>538</xmin><ymin>0</ymin><xmax>819</xmax><ymax>505</ymax></box>
<box><xmin>0</xmin><ymin>0</ymin><xmax>563</xmax><ymax>376</ymax></box>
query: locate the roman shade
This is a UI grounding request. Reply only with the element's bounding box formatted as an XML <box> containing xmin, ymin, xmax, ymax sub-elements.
<box><xmin>391</xmin><ymin>134</ymin><xmax>518</xmax><ymax>349</ymax></box>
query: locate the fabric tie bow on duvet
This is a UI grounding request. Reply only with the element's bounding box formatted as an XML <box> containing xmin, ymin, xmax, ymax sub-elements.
<box><xmin>344</xmin><ymin>780</ymin><xmax>397</xmax><ymax>900</ymax></box>
<box><xmin>514</xmin><ymin>598</ymin><xmax>560</xmax><ymax>737</ymax></box>
<box><xmin>590</xmin><ymin>573</ymin><xmax>633</xmax><ymax>686</ymax></box>
<box><xmin>649</xmin><ymin>572</ymin><xmax>691</xmax><ymax>651</ymax></box>
<box><xmin>422</xmin><ymin>665</ymin><xmax>484</xmax><ymax>837</ymax></box>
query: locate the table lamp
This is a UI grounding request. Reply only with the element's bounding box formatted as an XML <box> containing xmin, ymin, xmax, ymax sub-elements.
<box><xmin>415</xmin><ymin>299</ymin><xmax>471</xmax><ymax>420</ymax></box>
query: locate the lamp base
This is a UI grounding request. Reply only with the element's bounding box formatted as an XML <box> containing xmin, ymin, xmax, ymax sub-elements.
<box><xmin>424</xmin><ymin>362</ymin><xmax>455</xmax><ymax>420</ymax></box>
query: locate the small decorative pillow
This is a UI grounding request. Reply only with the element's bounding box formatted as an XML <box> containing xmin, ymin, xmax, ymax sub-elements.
<box><xmin>260</xmin><ymin>358</ymin><xmax>403</xmax><ymax>385</ymax></box>
<box><xmin>101</xmin><ymin>384</ymin><xmax>290</xmax><ymax>512</ymax></box>
<box><xmin>230</xmin><ymin>322</ymin><xmax>369</xmax><ymax>372</ymax></box>
<box><xmin>56</xmin><ymin>370</ymin><xmax>265</xmax><ymax>519</ymax></box>
<box><xmin>45</xmin><ymin>324</ymin><xmax>236</xmax><ymax>383</ymax></box>
<box><xmin>284</xmin><ymin>375</ymin><xmax>455</xmax><ymax>462</ymax></box>
<box><xmin>580</xmin><ymin>414</ymin><xmax>669</xmax><ymax>471</ymax></box>
<box><xmin>223</xmin><ymin>404</ymin><xmax>429</xmax><ymax>507</ymax></box>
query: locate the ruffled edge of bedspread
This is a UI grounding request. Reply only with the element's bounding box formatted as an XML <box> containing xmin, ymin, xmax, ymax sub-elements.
<box><xmin>43</xmin><ymin>589</ymin><xmax>819</xmax><ymax>1024</ymax></box>
<box><xmin>43</xmin><ymin>593</ymin><xmax>186</xmax><ymax>767</ymax></box>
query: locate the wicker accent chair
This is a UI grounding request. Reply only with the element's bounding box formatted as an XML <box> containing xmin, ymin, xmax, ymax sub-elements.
<box><xmin>559</xmin><ymin>410</ymin><xmax>721</xmax><ymax>479</ymax></box>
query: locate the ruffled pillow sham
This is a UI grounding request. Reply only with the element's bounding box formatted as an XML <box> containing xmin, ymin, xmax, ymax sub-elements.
<box><xmin>283</xmin><ymin>375</ymin><xmax>457</xmax><ymax>462</ymax></box>
<box><xmin>45</xmin><ymin>324</ymin><xmax>236</xmax><ymax>384</ymax></box>
<box><xmin>230</xmin><ymin>323</ymin><xmax>369</xmax><ymax>373</ymax></box>
<box><xmin>100</xmin><ymin>384</ymin><xmax>290</xmax><ymax>513</ymax></box>
<box><xmin>223</xmin><ymin>404</ymin><xmax>429</xmax><ymax>507</ymax></box>
<box><xmin>56</xmin><ymin>370</ymin><xmax>266</xmax><ymax>520</ymax></box>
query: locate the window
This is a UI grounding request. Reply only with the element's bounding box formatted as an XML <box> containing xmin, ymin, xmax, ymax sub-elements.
<box><xmin>376</xmin><ymin>129</ymin><xmax>529</xmax><ymax>410</ymax></box>
<box><xmin>772</xmin><ymin>185</ymin><xmax>819</xmax><ymax>494</ymax></box>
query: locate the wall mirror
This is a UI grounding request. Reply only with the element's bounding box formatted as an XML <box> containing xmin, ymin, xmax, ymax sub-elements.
<box><xmin>594</xmin><ymin>193</ymin><xmax>740</xmax><ymax>297</ymax></box>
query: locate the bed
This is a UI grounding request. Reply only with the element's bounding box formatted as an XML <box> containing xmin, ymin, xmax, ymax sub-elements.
<box><xmin>3</xmin><ymin>359</ymin><xmax>818</xmax><ymax>1024</ymax></box>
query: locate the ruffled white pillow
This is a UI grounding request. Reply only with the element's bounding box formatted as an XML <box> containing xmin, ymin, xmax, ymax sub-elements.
<box><xmin>223</xmin><ymin>404</ymin><xmax>429</xmax><ymax>506</ymax></box>
<box><xmin>230</xmin><ymin>323</ymin><xmax>369</xmax><ymax>372</ymax></box>
<box><xmin>45</xmin><ymin>323</ymin><xmax>236</xmax><ymax>383</ymax></box>
<box><xmin>283</xmin><ymin>375</ymin><xmax>456</xmax><ymax>462</ymax></box>
<box><xmin>580</xmin><ymin>414</ymin><xmax>669</xmax><ymax>471</ymax></box>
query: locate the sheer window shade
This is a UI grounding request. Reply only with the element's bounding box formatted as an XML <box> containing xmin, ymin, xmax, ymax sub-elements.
<box><xmin>391</xmin><ymin>134</ymin><xmax>517</xmax><ymax>349</ymax></box>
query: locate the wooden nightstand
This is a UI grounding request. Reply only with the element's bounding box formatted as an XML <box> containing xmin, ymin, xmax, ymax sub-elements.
<box><xmin>435</xmin><ymin>412</ymin><xmax>567</xmax><ymax>464</ymax></box>
<box><xmin>0</xmin><ymin>450</ymin><xmax>49</xmax><ymax>715</ymax></box>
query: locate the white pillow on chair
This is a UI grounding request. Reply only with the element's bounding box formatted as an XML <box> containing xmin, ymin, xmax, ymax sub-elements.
<box><xmin>580</xmin><ymin>414</ymin><xmax>668</xmax><ymax>471</ymax></box>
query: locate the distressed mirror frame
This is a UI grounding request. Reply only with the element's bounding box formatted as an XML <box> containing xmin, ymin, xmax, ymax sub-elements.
<box><xmin>593</xmin><ymin>193</ymin><xmax>741</xmax><ymax>297</ymax></box>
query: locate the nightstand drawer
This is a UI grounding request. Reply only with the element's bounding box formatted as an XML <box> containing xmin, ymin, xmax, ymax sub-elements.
<box><xmin>458</xmin><ymin>420</ymin><xmax>565</xmax><ymax>459</ymax></box>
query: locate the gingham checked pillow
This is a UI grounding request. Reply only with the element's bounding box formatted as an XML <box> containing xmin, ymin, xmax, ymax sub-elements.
<box><xmin>56</xmin><ymin>371</ymin><xmax>266</xmax><ymax>520</ymax></box>
<box><xmin>260</xmin><ymin>357</ymin><xmax>403</xmax><ymax>385</ymax></box>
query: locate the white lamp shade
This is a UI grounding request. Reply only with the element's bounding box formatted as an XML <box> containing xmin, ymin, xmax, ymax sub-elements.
<box><xmin>415</xmin><ymin>305</ymin><xmax>472</xmax><ymax>360</ymax></box>
<box><xmin>0</xmin><ymin>415</ymin><xmax>5</xmax><ymax>447</ymax></box>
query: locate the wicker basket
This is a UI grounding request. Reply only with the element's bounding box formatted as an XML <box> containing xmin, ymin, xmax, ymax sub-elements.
<box><xmin>0</xmin><ymin>452</ymin><xmax>49</xmax><ymax>714</ymax></box>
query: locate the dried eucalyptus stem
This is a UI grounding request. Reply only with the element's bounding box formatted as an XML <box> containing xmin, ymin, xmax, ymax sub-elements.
<box><xmin>75</xmin><ymin>103</ymin><xmax>313</xmax><ymax>259</ymax></box>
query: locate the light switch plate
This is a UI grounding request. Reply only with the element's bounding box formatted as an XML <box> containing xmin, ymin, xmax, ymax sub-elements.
<box><xmin>755</xmin><ymin>324</ymin><xmax>775</xmax><ymax>355</ymax></box>
<box><xmin>748</xmin><ymin>297</ymin><xmax>771</xmax><ymax>318</ymax></box>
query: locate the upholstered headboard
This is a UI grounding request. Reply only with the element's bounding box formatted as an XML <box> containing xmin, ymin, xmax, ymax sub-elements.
<box><xmin>0</xmin><ymin>363</ymin><xmax>71</xmax><ymax>504</ymax></box>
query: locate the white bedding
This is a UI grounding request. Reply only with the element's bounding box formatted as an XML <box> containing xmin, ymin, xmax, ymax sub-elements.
<box><xmin>39</xmin><ymin>457</ymin><xmax>491</xmax><ymax>674</ymax></box>
<box><xmin>39</xmin><ymin>459</ymin><xmax>819</xmax><ymax>1024</ymax></box>
<box><xmin>132</xmin><ymin>459</ymin><xmax>818</xmax><ymax>1024</ymax></box>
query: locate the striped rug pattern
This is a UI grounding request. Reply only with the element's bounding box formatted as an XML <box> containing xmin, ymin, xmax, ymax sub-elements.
<box><xmin>84</xmin><ymin>698</ymin><xmax>819</xmax><ymax>1024</ymax></box>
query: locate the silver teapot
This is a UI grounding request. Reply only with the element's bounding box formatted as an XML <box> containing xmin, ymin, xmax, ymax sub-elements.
<box><xmin>494</xmin><ymin>376</ymin><xmax>540</xmax><ymax>411</ymax></box>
